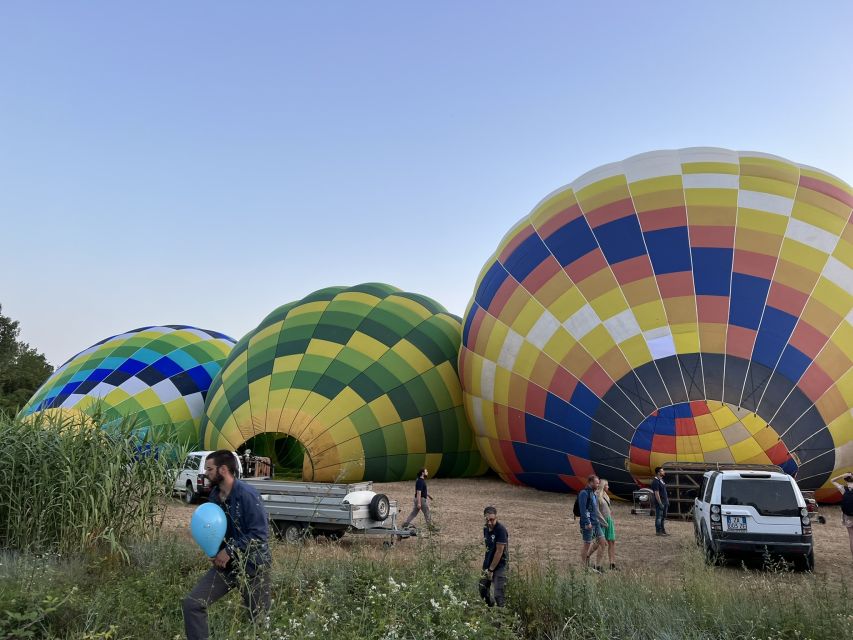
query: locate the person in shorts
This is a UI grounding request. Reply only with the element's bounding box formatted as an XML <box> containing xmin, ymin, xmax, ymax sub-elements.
<box><xmin>830</xmin><ymin>472</ymin><xmax>853</xmax><ymax>560</ymax></box>
<box><xmin>595</xmin><ymin>478</ymin><xmax>618</xmax><ymax>571</ymax></box>
<box><xmin>578</xmin><ymin>474</ymin><xmax>605</xmax><ymax>572</ymax></box>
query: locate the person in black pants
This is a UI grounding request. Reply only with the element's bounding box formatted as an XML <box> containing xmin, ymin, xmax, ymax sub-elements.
<box><xmin>651</xmin><ymin>466</ymin><xmax>670</xmax><ymax>536</ymax></box>
<box><xmin>479</xmin><ymin>505</ymin><xmax>509</xmax><ymax>607</ymax></box>
<box><xmin>182</xmin><ymin>450</ymin><xmax>272</xmax><ymax>640</ymax></box>
<box><xmin>402</xmin><ymin>467</ymin><xmax>436</xmax><ymax>531</ymax></box>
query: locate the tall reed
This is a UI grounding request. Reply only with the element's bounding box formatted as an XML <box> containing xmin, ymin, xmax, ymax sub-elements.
<box><xmin>0</xmin><ymin>410</ymin><xmax>182</xmax><ymax>560</ymax></box>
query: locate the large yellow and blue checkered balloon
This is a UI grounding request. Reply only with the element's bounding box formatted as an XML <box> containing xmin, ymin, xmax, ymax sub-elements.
<box><xmin>461</xmin><ymin>148</ymin><xmax>852</xmax><ymax>501</ymax></box>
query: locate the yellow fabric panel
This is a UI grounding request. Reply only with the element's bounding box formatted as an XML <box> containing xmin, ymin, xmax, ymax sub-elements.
<box><xmin>103</xmin><ymin>387</ymin><xmax>130</xmax><ymax>405</ymax></box>
<box><xmin>698</xmin><ymin>325</ymin><xmax>727</xmax><ymax>353</ymax></box>
<box><xmin>335</xmin><ymin>291</ymin><xmax>382</xmax><ymax>308</ymax></box>
<box><xmin>663</xmin><ymin>298</ymin><xmax>697</xmax><ymax>325</ymax></box>
<box><xmin>291</xmin><ymin>393</ymin><xmax>334</xmax><ymax>440</ymax></box>
<box><xmin>247</xmin><ymin>376</ymin><xmax>272</xmax><ymax>430</ymax></box>
<box><xmin>621</xmin><ymin>277</ymin><xmax>660</xmax><ymax>306</ymax></box>
<box><xmin>619</xmin><ymin>334</ymin><xmax>653</xmax><ymax>369</ymax></box>
<box><xmin>712</xmin><ymin>408</ymin><xmax>737</xmax><ymax>429</ymax></box>
<box><xmin>312</xmin><ymin>386</ymin><xmax>365</xmax><ymax>430</ymax></box>
<box><xmin>684</xmin><ymin>188</ymin><xmax>739</xmax><ymax>208</ymax></box>
<box><xmin>273</xmin><ymin>354</ymin><xmax>302</xmax><ymax>374</ymax></box>
<box><xmin>744</xmin><ymin>452</ymin><xmax>773</xmax><ymax>465</ymax></box>
<box><xmin>482</xmin><ymin>320</ymin><xmax>510</xmax><ymax>363</ymax></box>
<box><xmin>575</xmin><ymin>175</ymin><xmax>631</xmax><ymax>211</ymax></box>
<box><xmin>779</xmin><ymin>239</ymin><xmax>831</xmax><ymax>268</ymax></box>
<box><xmin>731</xmin><ymin>438</ymin><xmax>763</xmax><ymax>462</ymax></box>
<box><xmin>681</xmin><ymin>161</ymin><xmax>739</xmax><ymax>175</ymax></box>
<box><xmin>736</xmin><ymin>209</ymin><xmax>789</xmax><ymax>236</ymax></box>
<box><xmin>548</xmin><ymin>285</ymin><xmax>587</xmax><ymax>323</ymax></box>
<box><xmin>580</xmin><ymin>325</ymin><xmax>617</xmax><ymax>360</ymax></box>
<box><xmin>493</xmin><ymin>366</ymin><xmax>513</xmax><ymax>406</ymax></box>
<box><xmin>388</xmin><ymin>294</ymin><xmax>433</xmax><ymax>321</ymax></box>
<box><xmin>393</xmin><ymin>338</ymin><xmax>435</xmax><ymax>375</ymax></box>
<box><xmin>495</xmin><ymin>218</ymin><xmax>536</xmax><ymax>256</ymax></box>
<box><xmin>436</xmin><ymin>360</ymin><xmax>464</xmax><ymax>405</ymax></box>
<box><xmin>513</xmin><ymin>341</ymin><xmax>543</xmax><ymax>379</ymax></box>
<box><xmin>754</xmin><ymin>427</ymin><xmax>783</xmax><ymax>451</ymax></box>
<box><xmin>286</xmin><ymin>300</ymin><xmax>330</xmax><ymax>319</ymax></box>
<box><xmin>347</xmin><ymin>331</ymin><xmax>389</xmax><ymax>361</ymax></box>
<box><xmin>773</xmin><ymin>260</ymin><xmax>822</xmax><ymax>293</ymax></box>
<box><xmin>589</xmin><ymin>286</ymin><xmax>628</xmax><ymax>320</ymax></box>
<box><xmin>694</xmin><ymin>414</ymin><xmax>719</xmax><ymax>435</ymax></box>
<box><xmin>629</xmin><ymin>174</ymin><xmax>683</xmax><ymax>197</ymax></box>
<box><xmin>306</xmin><ymin>338</ymin><xmax>345</xmax><ymax>359</ymax></box>
<box><xmin>529</xmin><ymin>188</ymin><xmax>580</xmax><ymax>230</ymax></box>
<box><xmin>679</xmin><ymin>453</ymin><xmax>706</xmax><ymax>463</ymax></box>
<box><xmin>676</xmin><ymin>435</ymin><xmax>701</xmax><ymax>455</ymax></box>
<box><xmin>792</xmin><ymin>196</ymin><xmax>848</xmax><ymax>234</ymax></box>
<box><xmin>741</xmin><ymin>413</ymin><xmax>767</xmax><ymax>435</ymax></box>
<box><xmin>673</xmin><ymin>330</ymin><xmax>700</xmax><ymax>355</ymax></box>
<box><xmin>367</xmin><ymin>394</ymin><xmax>401</xmax><ymax>426</ymax></box>
<box><xmin>739</xmin><ymin>175</ymin><xmax>798</xmax><ymax>199</ymax></box>
<box><xmin>402</xmin><ymin>417</ymin><xmax>427</xmax><ymax>452</ymax></box>
<box><xmin>827</xmin><ymin>410</ymin><xmax>853</xmax><ymax>447</ymax></box>
<box><xmin>632</xmin><ymin>300</ymin><xmax>668</xmax><ymax>331</ymax></box>
<box><xmin>734</xmin><ymin>228</ymin><xmax>784</xmax><ymax>256</ymax></box>
<box><xmin>542</xmin><ymin>327</ymin><xmax>577</xmax><ymax>363</ymax></box>
<box><xmin>512</xmin><ymin>298</ymin><xmax>547</xmax><ymax>336</ymax></box>
<box><xmin>699</xmin><ymin>431</ymin><xmax>727</xmax><ymax>452</ymax></box>
<box><xmin>800</xmin><ymin>298</ymin><xmax>841</xmax><ymax>337</ymax></box>
<box><xmin>811</xmin><ymin>278</ymin><xmax>852</xmax><ymax>318</ymax></box>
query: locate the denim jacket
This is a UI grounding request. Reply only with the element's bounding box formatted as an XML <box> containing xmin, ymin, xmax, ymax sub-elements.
<box><xmin>209</xmin><ymin>479</ymin><xmax>271</xmax><ymax>570</ymax></box>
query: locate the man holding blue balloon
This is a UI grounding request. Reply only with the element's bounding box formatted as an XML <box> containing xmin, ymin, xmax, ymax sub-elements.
<box><xmin>182</xmin><ymin>450</ymin><xmax>271</xmax><ymax>640</ymax></box>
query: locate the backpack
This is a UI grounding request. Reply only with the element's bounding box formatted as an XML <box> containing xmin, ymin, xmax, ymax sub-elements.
<box><xmin>572</xmin><ymin>488</ymin><xmax>589</xmax><ymax>519</ymax></box>
<box><xmin>842</xmin><ymin>487</ymin><xmax>853</xmax><ymax>517</ymax></box>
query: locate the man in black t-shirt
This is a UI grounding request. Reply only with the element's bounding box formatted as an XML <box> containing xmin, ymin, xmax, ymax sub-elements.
<box><xmin>480</xmin><ymin>505</ymin><xmax>508</xmax><ymax>607</ymax></box>
<box><xmin>402</xmin><ymin>467</ymin><xmax>435</xmax><ymax>530</ymax></box>
<box><xmin>651</xmin><ymin>466</ymin><xmax>670</xmax><ymax>536</ymax></box>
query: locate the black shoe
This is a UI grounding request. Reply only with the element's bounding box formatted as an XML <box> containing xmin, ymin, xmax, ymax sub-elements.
<box><xmin>655</xmin><ymin>531</ymin><xmax>663</xmax><ymax>536</ymax></box>
<box><xmin>661</xmin><ymin>531</ymin><xmax>671</xmax><ymax>536</ymax></box>
<box><xmin>588</xmin><ymin>565</ymin><xmax>603</xmax><ymax>574</ymax></box>
<box><xmin>610</xmin><ymin>564</ymin><xmax>619</xmax><ymax>571</ymax></box>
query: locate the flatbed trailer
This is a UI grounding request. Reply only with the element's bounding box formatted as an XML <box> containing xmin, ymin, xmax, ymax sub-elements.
<box><xmin>243</xmin><ymin>479</ymin><xmax>415</xmax><ymax>544</ymax></box>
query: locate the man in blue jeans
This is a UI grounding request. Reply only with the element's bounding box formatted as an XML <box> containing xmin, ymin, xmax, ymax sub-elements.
<box><xmin>578</xmin><ymin>475</ymin><xmax>605</xmax><ymax>572</ymax></box>
<box><xmin>182</xmin><ymin>450</ymin><xmax>272</xmax><ymax>640</ymax></box>
<box><xmin>651</xmin><ymin>466</ymin><xmax>670</xmax><ymax>536</ymax></box>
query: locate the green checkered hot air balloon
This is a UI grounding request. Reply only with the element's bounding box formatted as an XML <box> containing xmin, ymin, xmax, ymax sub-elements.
<box><xmin>200</xmin><ymin>283</ymin><xmax>487</xmax><ymax>482</ymax></box>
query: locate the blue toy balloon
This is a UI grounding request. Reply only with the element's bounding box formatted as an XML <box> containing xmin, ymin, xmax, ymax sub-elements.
<box><xmin>190</xmin><ymin>503</ymin><xmax>227</xmax><ymax>557</ymax></box>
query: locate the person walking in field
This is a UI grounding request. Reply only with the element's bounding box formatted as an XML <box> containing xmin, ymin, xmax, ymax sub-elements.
<box><xmin>830</xmin><ymin>472</ymin><xmax>853</xmax><ymax>560</ymax></box>
<box><xmin>651</xmin><ymin>466</ymin><xmax>670</xmax><ymax>536</ymax></box>
<box><xmin>402</xmin><ymin>467</ymin><xmax>437</xmax><ymax>531</ymax></box>
<box><xmin>595</xmin><ymin>478</ymin><xmax>618</xmax><ymax>571</ymax></box>
<box><xmin>578</xmin><ymin>475</ymin><xmax>606</xmax><ymax>572</ymax></box>
<box><xmin>182</xmin><ymin>450</ymin><xmax>271</xmax><ymax>640</ymax></box>
<box><xmin>480</xmin><ymin>505</ymin><xmax>509</xmax><ymax>607</ymax></box>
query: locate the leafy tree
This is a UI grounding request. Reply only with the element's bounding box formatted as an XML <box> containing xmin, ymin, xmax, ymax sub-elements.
<box><xmin>0</xmin><ymin>305</ymin><xmax>53</xmax><ymax>416</ymax></box>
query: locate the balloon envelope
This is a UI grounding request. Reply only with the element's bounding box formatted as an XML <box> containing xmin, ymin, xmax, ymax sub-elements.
<box><xmin>190</xmin><ymin>502</ymin><xmax>227</xmax><ymax>557</ymax></box>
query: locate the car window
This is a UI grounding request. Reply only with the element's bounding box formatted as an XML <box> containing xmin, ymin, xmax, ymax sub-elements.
<box><xmin>703</xmin><ymin>473</ymin><xmax>717</xmax><ymax>503</ymax></box>
<box><xmin>721</xmin><ymin>478</ymin><xmax>799</xmax><ymax>516</ymax></box>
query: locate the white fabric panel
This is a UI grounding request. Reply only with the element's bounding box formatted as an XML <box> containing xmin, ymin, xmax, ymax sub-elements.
<box><xmin>738</xmin><ymin>190</ymin><xmax>794</xmax><ymax>217</ymax></box>
<box><xmin>184</xmin><ymin>392</ymin><xmax>205</xmax><ymax>419</ymax></box>
<box><xmin>497</xmin><ymin>329</ymin><xmax>524</xmax><ymax>371</ymax></box>
<box><xmin>571</xmin><ymin>161</ymin><xmax>624</xmax><ymax>192</ymax></box>
<box><xmin>179</xmin><ymin>327</ymin><xmax>211</xmax><ymax>340</ymax></box>
<box><xmin>470</xmin><ymin>397</ymin><xmax>487</xmax><ymax>436</ymax></box>
<box><xmin>87</xmin><ymin>381</ymin><xmax>114</xmax><ymax>399</ymax></box>
<box><xmin>563</xmin><ymin>304</ymin><xmax>600</xmax><ymax>340</ymax></box>
<box><xmin>60</xmin><ymin>393</ymin><xmax>86</xmax><ymax>409</ymax></box>
<box><xmin>151</xmin><ymin>379</ymin><xmax>183</xmax><ymax>404</ymax></box>
<box><xmin>526</xmin><ymin>310</ymin><xmax>561</xmax><ymax>350</ymax></box>
<box><xmin>786</xmin><ymin>218</ymin><xmax>838</xmax><ymax>255</ymax></box>
<box><xmin>644</xmin><ymin>327</ymin><xmax>677</xmax><ymax>359</ymax></box>
<box><xmin>623</xmin><ymin>150</ymin><xmax>682</xmax><ymax>183</ymax></box>
<box><xmin>679</xmin><ymin>147</ymin><xmax>740</xmax><ymax>166</ymax></box>
<box><xmin>681</xmin><ymin>173</ymin><xmax>740</xmax><ymax>189</ymax></box>
<box><xmin>480</xmin><ymin>359</ymin><xmax>496</xmax><ymax>402</ymax></box>
<box><xmin>118</xmin><ymin>375</ymin><xmax>149</xmax><ymax>396</ymax></box>
<box><xmin>604</xmin><ymin>308</ymin><xmax>643</xmax><ymax>343</ymax></box>
<box><xmin>823</xmin><ymin>256</ymin><xmax>853</xmax><ymax>296</ymax></box>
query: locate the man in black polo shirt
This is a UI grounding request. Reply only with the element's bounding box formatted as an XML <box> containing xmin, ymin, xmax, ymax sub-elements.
<box><xmin>402</xmin><ymin>467</ymin><xmax>436</xmax><ymax>531</ymax></box>
<box><xmin>480</xmin><ymin>505</ymin><xmax>508</xmax><ymax>607</ymax></box>
<box><xmin>651</xmin><ymin>466</ymin><xmax>670</xmax><ymax>536</ymax></box>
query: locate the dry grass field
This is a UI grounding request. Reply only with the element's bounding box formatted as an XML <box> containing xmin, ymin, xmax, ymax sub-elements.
<box><xmin>162</xmin><ymin>475</ymin><xmax>853</xmax><ymax>582</ymax></box>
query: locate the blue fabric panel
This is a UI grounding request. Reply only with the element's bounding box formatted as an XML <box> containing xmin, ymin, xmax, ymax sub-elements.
<box><xmin>504</xmin><ymin>232</ymin><xmax>551</xmax><ymax>282</ymax></box>
<box><xmin>644</xmin><ymin>227</ymin><xmax>691</xmax><ymax>274</ymax></box>
<box><xmin>594</xmin><ymin>215</ymin><xmax>646</xmax><ymax>264</ymax></box>
<box><xmin>569</xmin><ymin>383</ymin><xmax>600</xmax><ymax>418</ymax></box>
<box><xmin>474</xmin><ymin>261</ymin><xmax>509</xmax><ymax>310</ymax></box>
<box><xmin>152</xmin><ymin>357</ymin><xmax>183</xmax><ymax>379</ymax></box>
<box><xmin>544</xmin><ymin>394</ymin><xmax>592</xmax><ymax>438</ymax></box>
<box><xmin>776</xmin><ymin>345</ymin><xmax>812</xmax><ymax>383</ymax></box>
<box><xmin>515</xmin><ymin>472</ymin><xmax>573</xmax><ymax>492</ymax></box>
<box><xmin>631</xmin><ymin>425</ymin><xmax>654</xmax><ymax>450</ymax></box>
<box><xmin>752</xmin><ymin>307</ymin><xmax>798</xmax><ymax>367</ymax></box>
<box><xmin>119</xmin><ymin>359</ymin><xmax>148</xmax><ymax>375</ymax></box>
<box><xmin>524</xmin><ymin>415</ymin><xmax>587</xmax><ymax>458</ymax></box>
<box><xmin>728</xmin><ymin>274</ymin><xmax>770</xmax><ymax>330</ymax></box>
<box><xmin>513</xmin><ymin>442</ymin><xmax>574</xmax><ymax>475</ymax></box>
<box><xmin>186</xmin><ymin>365</ymin><xmax>213</xmax><ymax>390</ymax></box>
<box><xmin>692</xmin><ymin>248</ymin><xmax>733</xmax><ymax>295</ymax></box>
<box><xmin>780</xmin><ymin>459</ymin><xmax>798</xmax><ymax>475</ymax></box>
<box><xmin>462</xmin><ymin>306</ymin><xmax>476</xmax><ymax>346</ymax></box>
<box><xmin>545</xmin><ymin>216</ymin><xmax>598</xmax><ymax>267</ymax></box>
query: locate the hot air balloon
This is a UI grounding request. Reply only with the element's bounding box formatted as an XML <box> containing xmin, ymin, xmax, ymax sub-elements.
<box><xmin>200</xmin><ymin>283</ymin><xmax>487</xmax><ymax>482</ymax></box>
<box><xmin>460</xmin><ymin>148</ymin><xmax>852</xmax><ymax>501</ymax></box>
<box><xmin>19</xmin><ymin>326</ymin><xmax>236</xmax><ymax>444</ymax></box>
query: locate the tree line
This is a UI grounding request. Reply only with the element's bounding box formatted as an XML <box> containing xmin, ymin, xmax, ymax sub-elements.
<box><xmin>0</xmin><ymin>304</ymin><xmax>53</xmax><ymax>416</ymax></box>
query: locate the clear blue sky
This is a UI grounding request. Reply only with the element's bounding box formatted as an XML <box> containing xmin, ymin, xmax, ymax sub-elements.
<box><xmin>2</xmin><ymin>2</ymin><xmax>851</xmax><ymax>367</ymax></box>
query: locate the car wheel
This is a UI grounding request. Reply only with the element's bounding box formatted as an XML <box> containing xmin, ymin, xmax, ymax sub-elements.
<box><xmin>693</xmin><ymin>520</ymin><xmax>702</xmax><ymax>547</ymax></box>
<box><xmin>369</xmin><ymin>493</ymin><xmax>390</xmax><ymax>521</ymax></box>
<box><xmin>702</xmin><ymin>526</ymin><xmax>718</xmax><ymax>565</ymax></box>
<box><xmin>185</xmin><ymin>482</ymin><xmax>197</xmax><ymax>504</ymax></box>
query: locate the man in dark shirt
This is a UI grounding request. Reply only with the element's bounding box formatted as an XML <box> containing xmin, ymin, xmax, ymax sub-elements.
<box><xmin>182</xmin><ymin>450</ymin><xmax>272</xmax><ymax>640</ymax></box>
<box><xmin>651</xmin><ymin>466</ymin><xmax>670</xmax><ymax>536</ymax></box>
<box><xmin>402</xmin><ymin>467</ymin><xmax>436</xmax><ymax>531</ymax></box>
<box><xmin>480</xmin><ymin>505</ymin><xmax>508</xmax><ymax>607</ymax></box>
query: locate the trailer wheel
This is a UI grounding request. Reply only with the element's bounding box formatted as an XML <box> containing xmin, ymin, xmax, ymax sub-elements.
<box><xmin>185</xmin><ymin>482</ymin><xmax>197</xmax><ymax>504</ymax></box>
<box><xmin>282</xmin><ymin>522</ymin><xmax>306</xmax><ymax>544</ymax></box>
<box><xmin>369</xmin><ymin>494</ymin><xmax>390</xmax><ymax>521</ymax></box>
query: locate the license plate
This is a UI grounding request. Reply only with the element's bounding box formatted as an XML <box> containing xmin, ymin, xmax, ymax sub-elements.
<box><xmin>727</xmin><ymin>515</ymin><xmax>747</xmax><ymax>531</ymax></box>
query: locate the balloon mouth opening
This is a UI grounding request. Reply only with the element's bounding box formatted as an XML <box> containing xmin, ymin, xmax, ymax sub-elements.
<box><xmin>627</xmin><ymin>400</ymin><xmax>797</xmax><ymax>482</ymax></box>
<box><xmin>240</xmin><ymin>433</ymin><xmax>308</xmax><ymax>480</ymax></box>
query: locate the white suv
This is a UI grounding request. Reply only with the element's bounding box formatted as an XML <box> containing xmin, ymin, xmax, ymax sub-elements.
<box><xmin>174</xmin><ymin>451</ymin><xmax>243</xmax><ymax>504</ymax></box>
<box><xmin>693</xmin><ymin>470</ymin><xmax>814</xmax><ymax>571</ymax></box>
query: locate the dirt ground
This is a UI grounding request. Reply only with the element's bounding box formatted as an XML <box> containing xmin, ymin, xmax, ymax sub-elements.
<box><xmin>162</xmin><ymin>476</ymin><xmax>853</xmax><ymax>582</ymax></box>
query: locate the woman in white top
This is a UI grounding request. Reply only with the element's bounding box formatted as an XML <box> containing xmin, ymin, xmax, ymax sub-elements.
<box><xmin>595</xmin><ymin>479</ymin><xmax>618</xmax><ymax>571</ymax></box>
